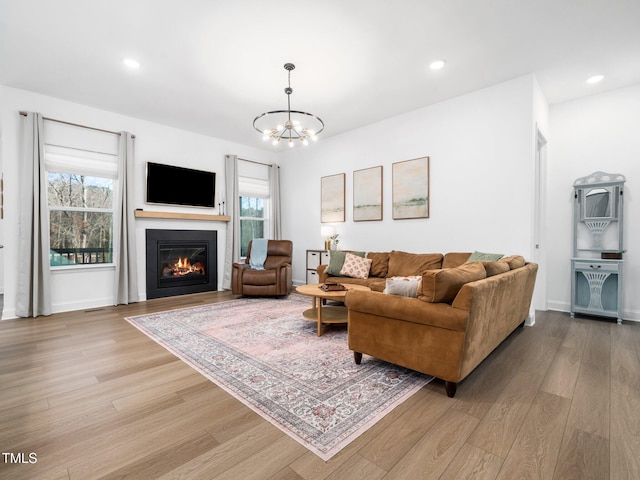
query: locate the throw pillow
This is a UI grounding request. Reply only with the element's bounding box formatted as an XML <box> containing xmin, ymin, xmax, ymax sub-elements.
<box><xmin>466</xmin><ymin>250</ymin><xmax>504</xmax><ymax>262</ymax></box>
<box><xmin>383</xmin><ymin>276</ymin><xmax>422</xmax><ymax>297</ymax></box>
<box><xmin>443</xmin><ymin>252</ymin><xmax>474</xmax><ymax>269</ymax></box>
<box><xmin>483</xmin><ymin>261</ymin><xmax>510</xmax><ymax>277</ymax></box>
<box><xmin>387</xmin><ymin>251</ymin><xmax>443</xmax><ymax>277</ymax></box>
<box><xmin>340</xmin><ymin>253</ymin><xmax>373</xmax><ymax>279</ymax></box>
<box><xmin>418</xmin><ymin>262</ymin><xmax>487</xmax><ymax>303</ymax></box>
<box><xmin>366</xmin><ymin>252</ymin><xmax>390</xmax><ymax>278</ymax></box>
<box><xmin>325</xmin><ymin>250</ymin><xmax>366</xmax><ymax>276</ymax></box>
<box><xmin>499</xmin><ymin>255</ymin><xmax>526</xmax><ymax>270</ymax></box>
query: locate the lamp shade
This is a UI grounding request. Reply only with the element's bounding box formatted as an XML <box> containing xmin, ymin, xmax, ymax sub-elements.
<box><xmin>321</xmin><ymin>225</ymin><xmax>336</xmax><ymax>237</ymax></box>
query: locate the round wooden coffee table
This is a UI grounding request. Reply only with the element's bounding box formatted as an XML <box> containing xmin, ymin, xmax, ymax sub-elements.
<box><xmin>295</xmin><ymin>283</ymin><xmax>371</xmax><ymax>336</ymax></box>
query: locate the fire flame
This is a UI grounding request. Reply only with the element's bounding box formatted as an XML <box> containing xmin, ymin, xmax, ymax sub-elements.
<box><xmin>168</xmin><ymin>257</ymin><xmax>205</xmax><ymax>276</ymax></box>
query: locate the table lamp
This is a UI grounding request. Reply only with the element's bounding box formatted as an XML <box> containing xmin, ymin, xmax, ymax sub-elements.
<box><xmin>321</xmin><ymin>225</ymin><xmax>336</xmax><ymax>251</ymax></box>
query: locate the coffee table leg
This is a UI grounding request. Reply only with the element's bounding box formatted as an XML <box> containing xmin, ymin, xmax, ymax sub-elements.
<box><xmin>317</xmin><ymin>299</ymin><xmax>323</xmax><ymax>336</ymax></box>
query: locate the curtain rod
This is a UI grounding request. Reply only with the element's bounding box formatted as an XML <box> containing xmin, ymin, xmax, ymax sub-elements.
<box><xmin>238</xmin><ymin>157</ymin><xmax>278</xmax><ymax>168</ymax></box>
<box><xmin>19</xmin><ymin>111</ymin><xmax>135</xmax><ymax>138</ymax></box>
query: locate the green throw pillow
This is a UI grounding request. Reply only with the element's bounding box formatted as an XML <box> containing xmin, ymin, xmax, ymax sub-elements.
<box><xmin>466</xmin><ymin>250</ymin><xmax>504</xmax><ymax>262</ymax></box>
<box><xmin>325</xmin><ymin>251</ymin><xmax>366</xmax><ymax>276</ymax></box>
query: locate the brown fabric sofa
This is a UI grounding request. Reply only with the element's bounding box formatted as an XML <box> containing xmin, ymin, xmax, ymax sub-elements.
<box><xmin>317</xmin><ymin>250</ymin><xmax>538</xmax><ymax>397</ymax></box>
<box><xmin>232</xmin><ymin>240</ymin><xmax>293</xmax><ymax>296</ymax></box>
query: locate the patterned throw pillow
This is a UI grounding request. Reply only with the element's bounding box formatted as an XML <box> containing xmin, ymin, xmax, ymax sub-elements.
<box><xmin>339</xmin><ymin>253</ymin><xmax>373</xmax><ymax>279</ymax></box>
<box><xmin>383</xmin><ymin>276</ymin><xmax>422</xmax><ymax>297</ymax></box>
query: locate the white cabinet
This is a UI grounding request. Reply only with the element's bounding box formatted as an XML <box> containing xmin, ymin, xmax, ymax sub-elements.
<box><xmin>570</xmin><ymin>172</ymin><xmax>625</xmax><ymax>324</ymax></box>
<box><xmin>306</xmin><ymin>250</ymin><xmax>330</xmax><ymax>284</ymax></box>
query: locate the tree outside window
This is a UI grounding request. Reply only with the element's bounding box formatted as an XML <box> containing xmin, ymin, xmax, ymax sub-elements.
<box><xmin>48</xmin><ymin>173</ymin><xmax>114</xmax><ymax>266</ymax></box>
<box><xmin>240</xmin><ymin>196</ymin><xmax>266</xmax><ymax>257</ymax></box>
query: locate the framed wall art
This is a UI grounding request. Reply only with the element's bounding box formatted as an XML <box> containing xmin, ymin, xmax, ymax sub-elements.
<box><xmin>353</xmin><ymin>166</ymin><xmax>382</xmax><ymax>221</ymax></box>
<box><xmin>321</xmin><ymin>173</ymin><xmax>345</xmax><ymax>223</ymax></box>
<box><xmin>392</xmin><ymin>156</ymin><xmax>430</xmax><ymax>219</ymax></box>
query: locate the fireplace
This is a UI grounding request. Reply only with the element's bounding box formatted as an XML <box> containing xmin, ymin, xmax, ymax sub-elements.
<box><xmin>146</xmin><ymin>229</ymin><xmax>217</xmax><ymax>299</ymax></box>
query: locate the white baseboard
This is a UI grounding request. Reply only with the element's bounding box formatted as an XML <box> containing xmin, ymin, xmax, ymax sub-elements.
<box><xmin>51</xmin><ymin>297</ymin><xmax>116</xmax><ymax>314</ymax></box>
<box><xmin>1</xmin><ymin>299</ymin><xmax>113</xmax><ymax>321</ymax></box>
<box><xmin>1</xmin><ymin>307</ymin><xmax>17</xmax><ymax>320</ymax></box>
<box><xmin>525</xmin><ymin>312</ymin><xmax>536</xmax><ymax>327</ymax></box>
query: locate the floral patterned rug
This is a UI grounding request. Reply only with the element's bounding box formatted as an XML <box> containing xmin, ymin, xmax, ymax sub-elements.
<box><xmin>125</xmin><ymin>294</ymin><xmax>432</xmax><ymax>460</ymax></box>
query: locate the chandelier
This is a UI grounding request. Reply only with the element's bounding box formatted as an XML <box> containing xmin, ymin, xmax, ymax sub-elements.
<box><xmin>253</xmin><ymin>63</ymin><xmax>324</xmax><ymax>147</ymax></box>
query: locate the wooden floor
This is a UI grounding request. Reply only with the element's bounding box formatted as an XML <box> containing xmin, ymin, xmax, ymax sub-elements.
<box><xmin>1</xmin><ymin>292</ymin><xmax>639</xmax><ymax>480</ymax></box>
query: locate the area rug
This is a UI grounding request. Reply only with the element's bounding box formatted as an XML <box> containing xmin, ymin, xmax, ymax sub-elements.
<box><xmin>125</xmin><ymin>294</ymin><xmax>432</xmax><ymax>460</ymax></box>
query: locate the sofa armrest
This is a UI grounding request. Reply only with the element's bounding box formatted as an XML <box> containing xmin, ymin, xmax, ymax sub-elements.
<box><xmin>451</xmin><ymin>262</ymin><xmax>538</xmax><ymax>378</ymax></box>
<box><xmin>276</xmin><ymin>263</ymin><xmax>293</xmax><ymax>295</ymax></box>
<box><xmin>345</xmin><ymin>290</ymin><xmax>468</xmax><ymax>331</ymax></box>
<box><xmin>317</xmin><ymin>264</ymin><xmax>329</xmax><ymax>283</ymax></box>
<box><xmin>231</xmin><ymin>262</ymin><xmax>248</xmax><ymax>294</ymax></box>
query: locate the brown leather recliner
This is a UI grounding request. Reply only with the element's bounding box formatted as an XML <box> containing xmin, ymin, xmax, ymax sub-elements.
<box><xmin>231</xmin><ymin>240</ymin><xmax>293</xmax><ymax>296</ymax></box>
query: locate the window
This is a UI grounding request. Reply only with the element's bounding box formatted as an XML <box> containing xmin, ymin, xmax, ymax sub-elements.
<box><xmin>239</xmin><ymin>196</ymin><xmax>266</xmax><ymax>257</ymax></box>
<box><xmin>44</xmin><ymin>143</ymin><xmax>118</xmax><ymax>267</ymax></box>
<box><xmin>238</xmin><ymin>160</ymin><xmax>271</xmax><ymax>258</ymax></box>
<box><xmin>48</xmin><ymin>173</ymin><xmax>114</xmax><ymax>266</ymax></box>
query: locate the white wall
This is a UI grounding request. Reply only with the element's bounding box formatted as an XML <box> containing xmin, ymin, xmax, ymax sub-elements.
<box><xmin>546</xmin><ymin>83</ymin><xmax>640</xmax><ymax>321</ymax></box>
<box><xmin>0</xmin><ymin>86</ymin><xmax>275</xmax><ymax>319</ymax></box>
<box><xmin>279</xmin><ymin>75</ymin><xmax>541</xmax><ymax>288</ymax></box>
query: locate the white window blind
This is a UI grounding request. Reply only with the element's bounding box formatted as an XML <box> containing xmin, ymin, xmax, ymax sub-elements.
<box><xmin>43</xmin><ymin>120</ymin><xmax>120</xmax><ymax>178</ymax></box>
<box><xmin>238</xmin><ymin>159</ymin><xmax>270</xmax><ymax>198</ymax></box>
<box><xmin>44</xmin><ymin>145</ymin><xmax>118</xmax><ymax>179</ymax></box>
<box><xmin>238</xmin><ymin>177</ymin><xmax>269</xmax><ymax>198</ymax></box>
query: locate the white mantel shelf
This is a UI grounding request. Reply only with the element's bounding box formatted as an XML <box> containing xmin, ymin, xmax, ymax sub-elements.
<box><xmin>134</xmin><ymin>210</ymin><xmax>230</xmax><ymax>222</ymax></box>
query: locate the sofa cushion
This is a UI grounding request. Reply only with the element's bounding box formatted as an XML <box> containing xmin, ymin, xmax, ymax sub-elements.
<box><xmin>388</xmin><ymin>251</ymin><xmax>443</xmax><ymax>277</ymax></box>
<box><xmin>466</xmin><ymin>250</ymin><xmax>504</xmax><ymax>262</ymax></box>
<box><xmin>483</xmin><ymin>261</ymin><xmax>510</xmax><ymax>277</ymax></box>
<box><xmin>340</xmin><ymin>253</ymin><xmax>372</xmax><ymax>279</ymax></box>
<box><xmin>383</xmin><ymin>276</ymin><xmax>421</xmax><ymax>297</ymax></box>
<box><xmin>243</xmin><ymin>268</ymin><xmax>277</xmax><ymax>286</ymax></box>
<box><xmin>366</xmin><ymin>252</ymin><xmax>390</xmax><ymax>278</ymax></box>
<box><xmin>500</xmin><ymin>255</ymin><xmax>526</xmax><ymax>270</ymax></box>
<box><xmin>443</xmin><ymin>252</ymin><xmax>472</xmax><ymax>269</ymax></box>
<box><xmin>325</xmin><ymin>250</ymin><xmax>365</xmax><ymax>276</ymax></box>
<box><xmin>418</xmin><ymin>262</ymin><xmax>487</xmax><ymax>303</ymax></box>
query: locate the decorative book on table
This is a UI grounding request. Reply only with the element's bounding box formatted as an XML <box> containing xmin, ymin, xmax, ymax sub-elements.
<box><xmin>320</xmin><ymin>283</ymin><xmax>346</xmax><ymax>292</ymax></box>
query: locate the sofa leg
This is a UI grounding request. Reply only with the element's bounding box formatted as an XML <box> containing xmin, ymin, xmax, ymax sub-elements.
<box><xmin>444</xmin><ymin>381</ymin><xmax>457</xmax><ymax>398</ymax></box>
<box><xmin>354</xmin><ymin>352</ymin><xmax>363</xmax><ymax>365</ymax></box>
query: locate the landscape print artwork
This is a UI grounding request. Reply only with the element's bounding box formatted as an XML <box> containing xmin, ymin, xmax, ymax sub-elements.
<box><xmin>321</xmin><ymin>173</ymin><xmax>345</xmax><ymax>222</ymax></box>
<box><xmin>392</xmin><ymin>157</ymin><xmax>429</xmax><ymax>219</ymax></box>
<box><xmin>353</xmin><ymin>166</ymin><xmax>382</xmax><ymax>221</ymax></box>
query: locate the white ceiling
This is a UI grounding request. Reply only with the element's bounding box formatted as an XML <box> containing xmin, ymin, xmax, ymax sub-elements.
<box><xmin>2</xmin><ymin>0</ymin><xmax>640</xmax><ymax>150</ymax></box>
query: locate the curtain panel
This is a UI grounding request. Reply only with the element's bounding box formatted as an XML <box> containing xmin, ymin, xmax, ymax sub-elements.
<box><xmin>269</xmin><ymin>165</ymin><xmax>282</xmax><ymax>239</ymax></box>
<box><xmin>16</xmin><ymin>112</ymin><xmax>52</xmax><ymax>317</ymax></box>
<box><xmin>113</xmin><ymin>132</ymin><xmax>139</xmax><ymax>304</ymax></box>
<box><xmin>222</xmin><ymin>154</ymin><xmax>240</xmax><ymax>290</ymax></box>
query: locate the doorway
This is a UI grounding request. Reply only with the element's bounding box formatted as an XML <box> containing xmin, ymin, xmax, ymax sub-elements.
<box><xmin>533</xmin><ymin>127</ymin><xmax>548</xmax><ymax>313</ymax></box>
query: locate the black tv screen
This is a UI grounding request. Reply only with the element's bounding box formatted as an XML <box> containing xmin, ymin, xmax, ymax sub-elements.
<box><xmin>146</xmin><ymin>162</ymin><xmax>215</xmax><ymax>208</ymax></box>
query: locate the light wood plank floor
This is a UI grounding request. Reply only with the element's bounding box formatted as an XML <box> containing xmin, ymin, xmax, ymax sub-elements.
<box><xmin>1</xmin><ymin>292</ymin><xmax>639</xmax><ymax>479</ymax></box>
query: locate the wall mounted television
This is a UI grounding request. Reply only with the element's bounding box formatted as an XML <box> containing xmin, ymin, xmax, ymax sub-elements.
<box><xmin>146</xmin><ymin>162</ymin><xmax>216</xmax><ymax>208</ymax></box>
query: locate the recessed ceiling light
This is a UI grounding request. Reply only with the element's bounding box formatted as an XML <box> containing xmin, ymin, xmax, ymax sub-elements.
<box><xmin>122</xmin><ymin>58</ymin><xmax>140</xmax><ymax>69</ymax></box>
<box><xmin>429</xmin><ymin>60</ymin><xmax>446</xmax><ymax>70</ymax></box>
<box><xmin>586</xmin><ymin>74</ymin><xmax>604</xmax><ymax>84</ymax></box>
